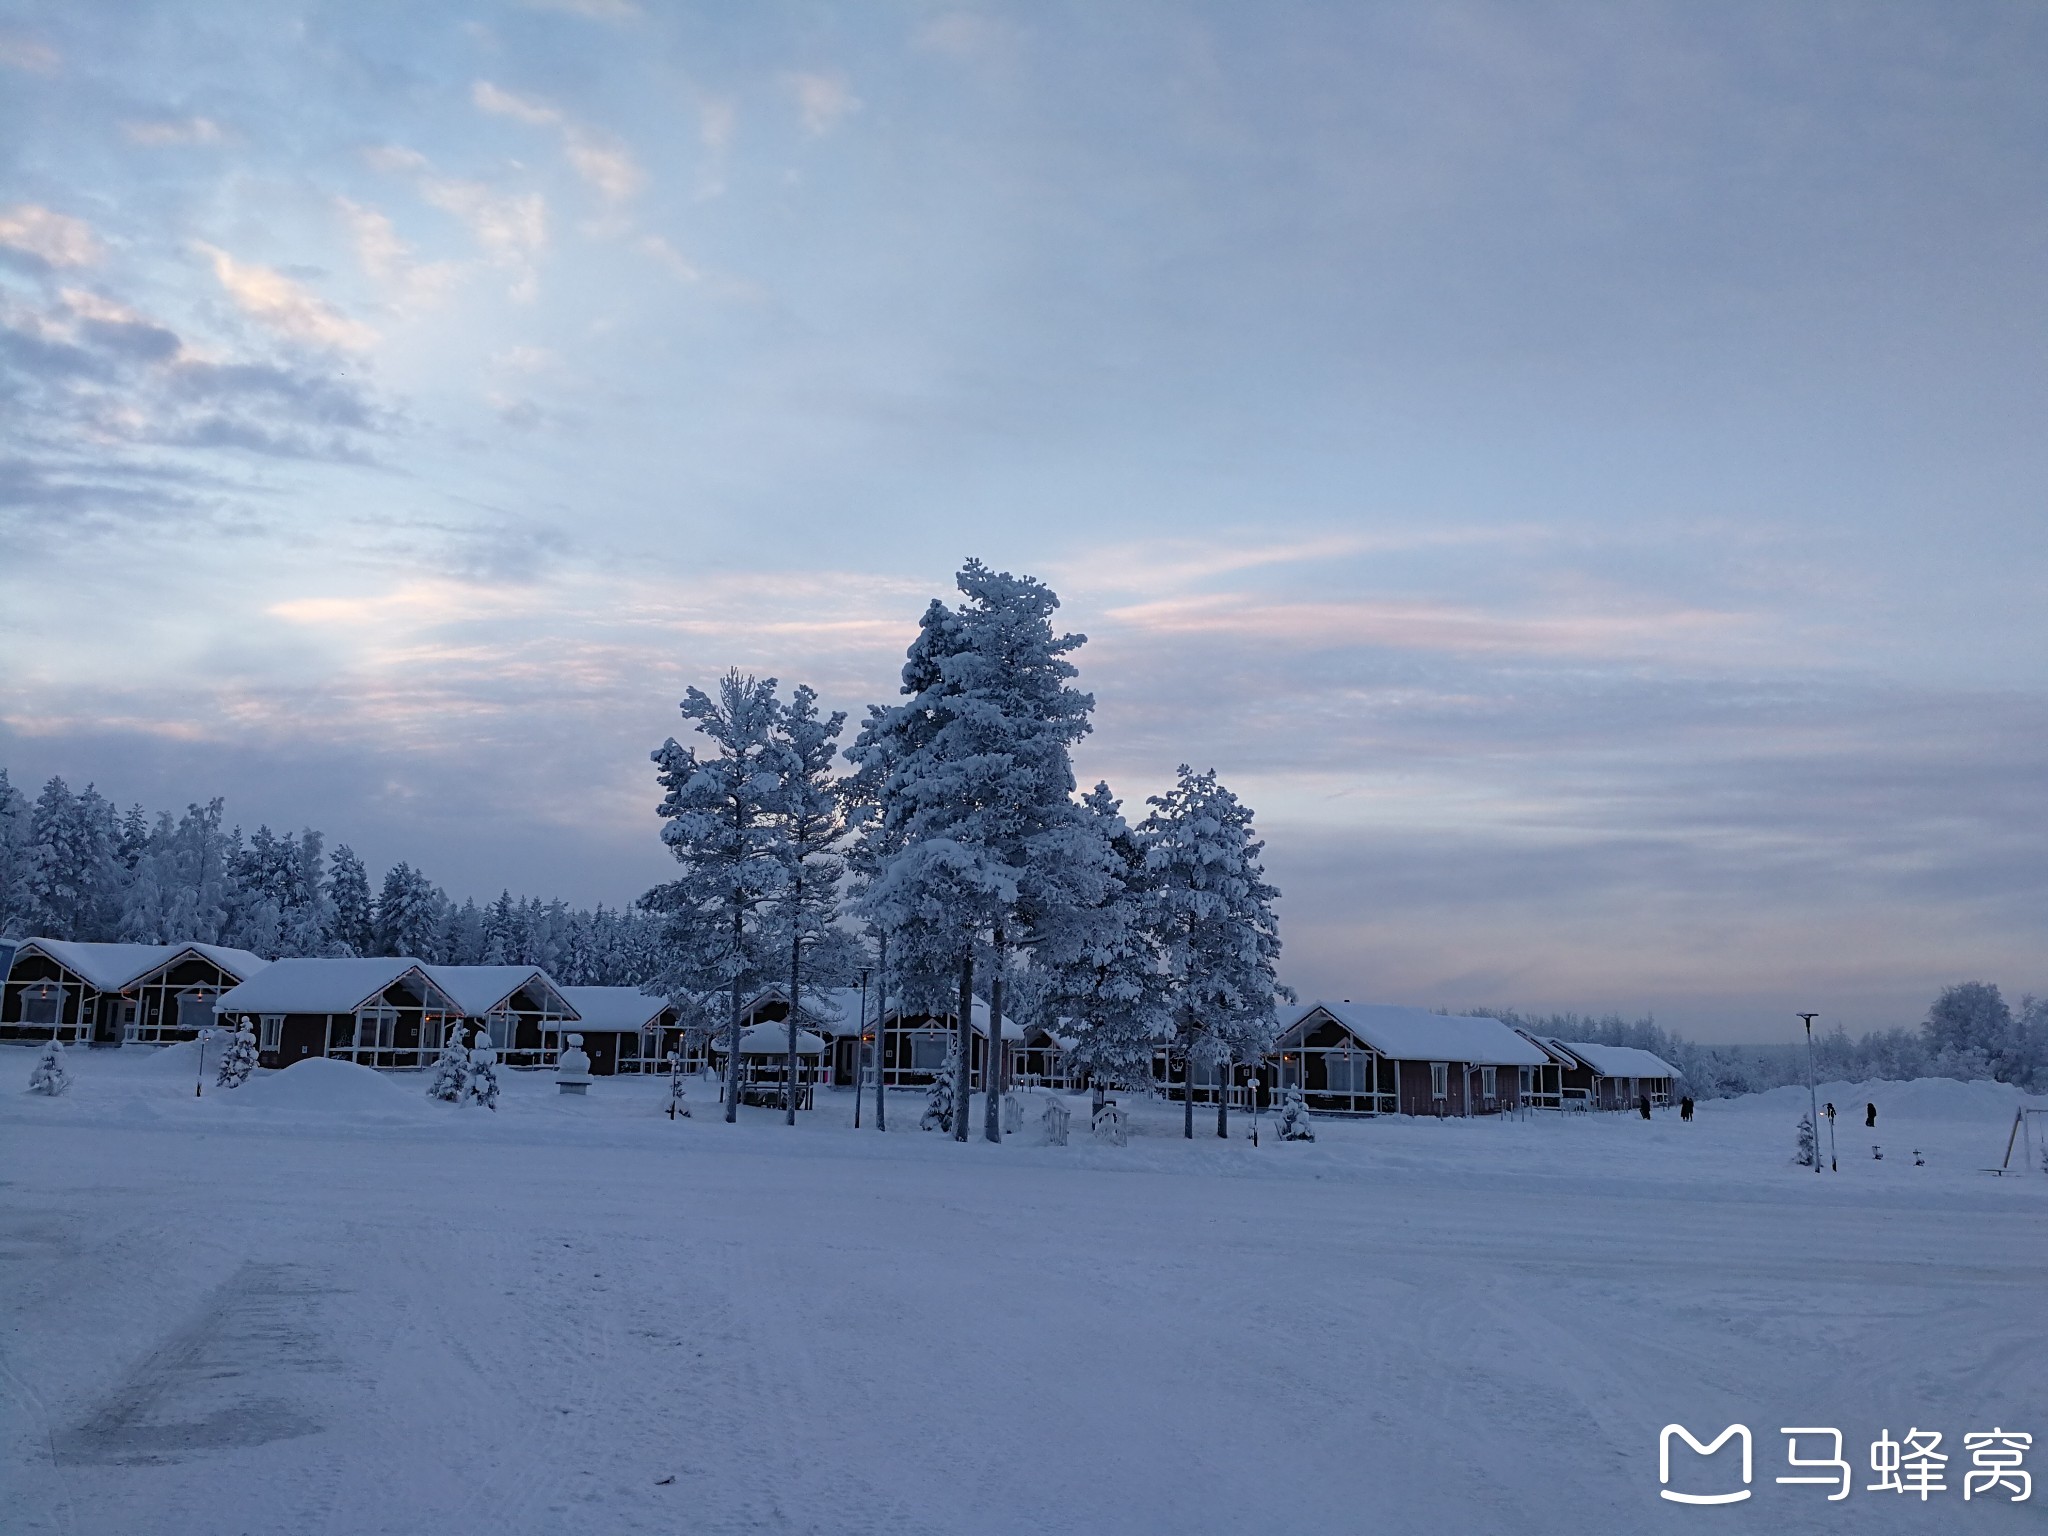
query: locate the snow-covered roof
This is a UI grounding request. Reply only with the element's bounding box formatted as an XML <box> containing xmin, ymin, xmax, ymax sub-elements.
<box><xmin>731</xmin><ymin>1023</ymin><xmax>827</xmax><ymax>1055</ymax></box>
<box><xmin>175</xmin><ymin>943</ymin><xmax>271</xmax><ymax>982</ymax></box>
<box><xmin>1560</xmin><ymin>1041</ymin><xmax>1678</xmax><ymax>1080</ymax></box>
<box><xmin>8</xmin><ymin>938</ymin><xmax>274</xmax><ymax>991</ymax></box>
<box><xmin>423</xmin><ymin>965</ymin><xmax>577</xmax><ymax>1020</ymax></box>
<box><xmin>10</xmin><ymin>939</ymin><xmax>168</xmax><ymax>991</ymax></box>
<box><xmin>1514</xmin><ymin>1030</ymin><xmax>1587</xmax><ymax>1068</ymax></box>
<box><xmin>1285</xmin><ymin>1002</ymin><xmax>1550</xmax><ymax>1067</ymax></box>
<box><xmin>555</xmin><ymin>986</ymin><xmax>673</xmax><ymax>1032</ymax></box>
<box><xmin>217</xmin><ymin>957</ymin><xmax>451</xmax><ymax>1016</ymax></box>
<box><xmin>741</xmin><ymin>985</ymin><xmax>870</xmax><ymax>1036</ymax></box>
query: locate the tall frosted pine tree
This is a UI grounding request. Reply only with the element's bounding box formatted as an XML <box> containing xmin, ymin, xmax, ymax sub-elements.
<box><xmin>768</xmin><ymin>684</ymin><xmax>850</xmax><ymax>1127</ymax></box>
<box><xmin>848</xmin><ymin>560</ymin><xmax>1109</xmax><ymax>1144</ymax></box>
<box><xmin>1140</xmin><ymin>766</ymin><xmax>1288</xmax><ymax>1140</ymax></box>
<box><xmin>646</xmin><ymin>670</ymin><xmax>788</xmax><ymax>1125</ymax></box>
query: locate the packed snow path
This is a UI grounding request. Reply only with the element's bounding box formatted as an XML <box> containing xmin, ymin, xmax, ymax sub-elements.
<box><xmin>4</xmin><ymin>1050</ymin><xmax>2043</xmax><ymax>1535</ymax></box>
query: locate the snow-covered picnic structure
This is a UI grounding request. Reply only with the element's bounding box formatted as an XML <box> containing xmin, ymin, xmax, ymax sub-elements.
<box><xmin>0</xmin><ymin>938</ymin><xmax>270</xmax><ymax>1046</ymax></box>
<box><xmin>1264</xmin><ymin>1002</ymin><xmax>1553</xmax><ymax>1117</ymax></box>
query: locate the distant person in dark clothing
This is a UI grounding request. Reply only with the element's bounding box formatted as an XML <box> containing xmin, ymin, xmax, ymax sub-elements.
<box><xmin>1865</xmin><ymin>1102</ymin><xmax>1877</xmax><ymax>1128</ymax></box>
<box><xmin>1638</xmin><ymin>1093</ymin><xmax>1652</xmax><ymax>1119</ymax></box>
<box><xmin>1679</xmin><ymin>1095</ymin><xmax>1694</xmax><ymax>1122</ymax></box>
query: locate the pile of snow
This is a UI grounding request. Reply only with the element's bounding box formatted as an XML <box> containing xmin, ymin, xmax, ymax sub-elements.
<box><xmin>137</xmin><ymin>1039</ymin><xmax>208</xmax><ymax>1076</ymax></box>
<box><xmin>232</xmin><ymin>1057</ymin><xmax>417</xmax><ymax>1113</ymax></box>
<box><xmin>1738</xmin><ymin>1075</ymin><xmax>2043</xmax><ymax>1124</ymax></box>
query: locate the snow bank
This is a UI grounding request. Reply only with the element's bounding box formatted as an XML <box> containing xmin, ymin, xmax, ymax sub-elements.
<box><xmin>233</xmin><ymin>1057</ymin><xmax>417</xmax><ymax>1113</ymax></box>
<box><xmin>1737</xmin><ymin>1075</ymin><xmax>2044</xmax><ymax>1124</ymax></box>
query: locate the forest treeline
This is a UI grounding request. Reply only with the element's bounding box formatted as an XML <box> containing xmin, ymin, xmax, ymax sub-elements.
<box><xmin>0</xmin><ymin>768</ymin><xmax>659</xmax><ymax>985</ymax></box>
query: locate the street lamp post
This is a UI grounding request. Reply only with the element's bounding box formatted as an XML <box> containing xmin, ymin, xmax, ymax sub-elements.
<box><xmin>1798</xmin><ymin>1012</ymin><xmax>1821</xmax><ymax>1173</ymax></box>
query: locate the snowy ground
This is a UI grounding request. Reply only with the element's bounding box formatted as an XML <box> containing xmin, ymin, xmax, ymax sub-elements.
<box><xmin>4</xmin><ymin>1045</ymin><xmax>2044</xmax><ymax>1536</ymax></box>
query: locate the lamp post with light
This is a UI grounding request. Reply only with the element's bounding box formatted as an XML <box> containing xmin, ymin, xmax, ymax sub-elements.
<box><xmin>1798</xmin><ymin>1013</ymin><xmax>1821</xmax><ymax>1173</ymax></box>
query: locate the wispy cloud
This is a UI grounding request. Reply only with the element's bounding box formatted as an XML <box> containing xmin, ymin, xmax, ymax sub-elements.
<box><xmin>787</xmin><ymin>71</ymin><xmax>860</xmax><ymax>137</ymax></box>
<box><xmin>0</xmin><ymin>205</ymin><xmax>102</xmax><ymax>268</ymax></box>
<box><xmin>335</xmin><ymin>198</ymin><xmax>461</xmax><ymax>307</ymax></box>
<box><xmin>0</xmin><ymin>32</ymin><xmax>58</xmax><ymax>73</ymax></box>
<box><xmin>518</xmin><ymin>0</ymin><xmax>639</xmax><ymax>21</ymax></box>
<box><xmin>200</xmin><ymin>245</ymin><xmax>377</xmax><ymax>351</ymax></box>
<box><xmin>472</xmin><ymin>80</ymin><xmax>644</xmax><ymax>202</ymax></box>
<box><xmin>123</xmin><ymin>116</ymin><xmax>226</xmax><ymax>147</ymax></box>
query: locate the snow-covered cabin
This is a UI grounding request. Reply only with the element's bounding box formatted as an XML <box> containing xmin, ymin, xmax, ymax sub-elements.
<box><xmin>1555</xmin><ymin>1041</ymin><xmax>1678</xmax><ymax>1109</ymax></box>
<box><xmin>552</xmin><ymin>986</ymin><xmax>681</xmax><ymax>1076</ymax></box>
<box><xmin>423</xmin><ymin>965</ymin><xmax>578</xmax><ymax>1068</ymax></box>
<box><xmin>870</xmin><ymin>1000</ymin><xmax>1028</xmax><ymax>1090</ymax></box>
<box><xmin>1267</xmin><ymin>1002</ymin><xmax>1551</xmax><ymax>1116</ymax></box>
<box><xmin>1508</xmin><ymin>1030</ymin><xmax>1580</xmax><ymax>1109</ymax></box>
<box><xmin>1</xmin><ymin>938</ymin><xmax>269</xmax><ymax>1046</ymax></box>
<box><xmin>216</xmin><ymin>958</ymin><xmax>464</xmax><ymax>1069</ymax></box>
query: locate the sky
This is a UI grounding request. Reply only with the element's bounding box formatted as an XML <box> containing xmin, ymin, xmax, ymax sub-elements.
<box><xmin>2</xmin><ymin>1</ymin><xmax>2044</xmax><ymax>1041</ymax></box>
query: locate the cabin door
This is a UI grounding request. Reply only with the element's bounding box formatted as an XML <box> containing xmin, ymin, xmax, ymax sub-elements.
<box><xmin>92</xmin><ymin>996</ymin><xmax>122</xmax><ymax>1045</ymax></box>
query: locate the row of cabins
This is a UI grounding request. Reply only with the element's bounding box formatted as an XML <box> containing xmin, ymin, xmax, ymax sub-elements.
<box><xmin>0</xmin><ymin>940</ymin><xmax>1677</xmax><ymax>1115</ymax></box>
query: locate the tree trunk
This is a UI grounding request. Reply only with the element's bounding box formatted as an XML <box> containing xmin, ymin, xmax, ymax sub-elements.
<box><xmin>786</xmin><ymin>931</ymin><xmax>801</xmax><ymax>1127</ymax></box>
<box><xmin>983</xmin><ymin>924</ymin><xmax>1004</xmax><ymax>1144</ymax></box>
<box><xmin>724</xmin><ymin>962</ymin><xmax>743</xmax><ymax>1125</ymax></box>
<box><xmin>1216</xmin><ymin>1058</ymin><xmax>1230</xmax><ymax>1139</ymax></box>
<box><xmin>874</xmin><ymin>933</ymin><xmax>887</xmax><ymax>1131</ymax></box>
<box><xmin>1182</xmin><ymin>1042</ymin><xmax>1195</xmax><ymax>1140</ymax></box>
<box><xmin>954</xmin><ymin>949</ymin><xmax>973</xmax><ymax>1142</ymax></box>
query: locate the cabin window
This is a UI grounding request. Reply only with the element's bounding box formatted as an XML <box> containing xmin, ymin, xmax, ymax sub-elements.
<box><xmin>1518</xmin><ymin>1067</ymin><xmax>1532</xmax><ymax>1094</ymax></box>
<box><xmin>911</xmin><ymin>1033</ymin><xmax>949</xmax><ymax>1070</ymax></box>
<box><xmin>177</xmin><ymin>991</ymin><xmax>217</xmax><ymax>1033</ymax></box>
<box><xmin>260</xmin><ymin>1015</ymin><xmax>283</xmax><ymax>1052</ymax></box>
<box><xmin>21</xmin><ymin>984</ymin><xmax>66</xmax><ymax>1024</ymax></box>
<box><xmin>420</xmin><ymin>1016</ymin><xmax>445</xmax><ymax>1052</ymax></box>
<box><xmin>1326</xmin><ymin>1049</ymin><xmax>1367</xmax><ymax>1094</ymax></box>
<box><xmin>487</xmin><ymin>1011</ymin><xmax>514</xmax><ymax>1050</ymax></box>
<box><xmin>1189</xmin><ymin>1057</ymin><xmax>1221</xmax><ymax>1087</ymax></box>
<box><xmin>1430</xmin><ymin>1062</ymin><xmax>1448</xmax><ymax>1099</ymax></box>
<box><xmin>1482</xmin><ymin>1066</ymin><xmax>1497</xmax><ymax>1099</ymax></box>
<box><xmin>355</xmin><ymin>1007</ymin><xmax>398</xmax><ymax>1049</ymax></box>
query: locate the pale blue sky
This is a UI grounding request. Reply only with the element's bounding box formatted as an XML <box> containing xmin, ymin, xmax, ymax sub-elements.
<box><xmin>3</xmin><ymin>1</ymin><xmax>2044</xmax><ymax>1037</ymax></box>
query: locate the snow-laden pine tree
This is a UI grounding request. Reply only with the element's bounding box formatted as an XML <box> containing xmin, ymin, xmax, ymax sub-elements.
<box><xmin>921</xmin><ymin>1041</ymin><xmax>958</xmax><ymax>1132</ymax></box>
<box><xmin>768</xmin><ymin>684</ymin><xmax>849</xmax><ymax>1126</ymax></box>
<box><xmin>466</xmin><ymin>1034</ymin><xmax>501</xmax><ymax>1111</ymax></box>
<box><xmin>0</xmin><ymin>768</ymin><xmax>32</xmax><ymax>937</ymax></box>
<box><xmin>376</xmin><ymin>863</ymin><xmax>447</xmax><ymax>958</ymax></box>
<box><xmin>1276</xmin><ymin>1084</ymin><xmax>1315</xmax><ymax>1141</ymax></box>
<box><xmin>1795</xmin><ymin>1113</ymin><xmax>1816</xmax><ymax>1167</ymax></box>
<box><xmin>646</xmin><ymin>670</ymin><xmax>789</xmax><ymax>1124</ymax></box>
<box><xmin>28</xmin><ymin>1038</ymin><xmax>69</xmax><ymax>1096</ymax></box>
<box><xmin>327</xmin><ymin>845</ymin><xmax>375</xmax><ymax>955</ymax></box>
<box><xmin>1140</xmin><ymin>766</ymin><xmax>1289</xmax><ymax>1140</ymax></box>
<box><xmin>215</xmin><ymin>1027</ymin><xmax>258</xmax><ymax>1088</ymax></box>
<box><xmin>427</xmin><ymin>1025</ymin><xmax>469</xmax><ymax>1103</ymax></box>
<box><xmin>847</xmin><ymin>561</ymin><xmax>1110</xmax><ymax>1144</ymax></box>
<box><xmin>1041</xmin><ymin>783</ymin><xmax>1168</xmax><ymax>1095</ymax></box>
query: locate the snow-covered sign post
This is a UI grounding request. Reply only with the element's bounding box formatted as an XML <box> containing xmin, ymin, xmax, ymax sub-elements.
<box><xmin>1141</xmin><ymin>766</ymin><xmax>1289</xmax><ymax>1141</ymax></box>
<box><xmin>769</xmin><ymin>685</ymin><xmax>851</xmax><ymax>1128</ymax></box>
<box><xmin>847</xmin><ymin>561</ymin><xmax>1109</xmax><ymax>1146</ymax></box>
<box><xmin>666</xmin><ymin>1048</ymin><xmax>691</xmax><ymax>1119</ymax></box>
<box><xmin>647</xmin><ymin>671</ymin><xmax>789</xmax><ymax>1126</ymax></box>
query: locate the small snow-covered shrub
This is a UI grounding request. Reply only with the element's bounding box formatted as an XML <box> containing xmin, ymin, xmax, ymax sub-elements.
<box><xmin>666</xmin><ymin>1050</ymin><xmax>691</xmax><ymax>1119</ymax></box>
<box><xmin>920</xmin><ymin>1044</ymin><xmax>957</xmax><ymax>1133</ymax></box>
<box><xmin>1276</xmin><ymin>1085</ymin><xmax>1315</xmax><ymax>1142</ymax></box>
<box><xmin>28</xmin><ymin>1040</ymin><xmax>69</xmax><ymax>1096</ymax></box>
<box><xmin>466</xmin><ymin>1038</ymin><xmax>501</xmax><ymax>1111</ymax></box>
<box><xmin>215</xmin><ymin>1027</ymin><xmax>258</xmax><ymax>1089</ymax></box>
<box><xmin>426</xmin><ymin>1030</ymin><xmax>468</xmax><ymax>1103</ymax></box>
